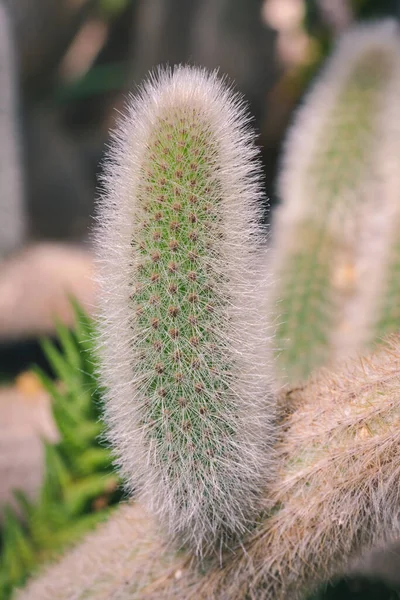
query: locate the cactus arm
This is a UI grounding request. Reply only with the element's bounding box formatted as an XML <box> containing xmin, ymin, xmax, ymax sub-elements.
<box><xmin>95</xmin><ymin>65</ymin><xmax>274</xmax><ymax>554</ymax></box>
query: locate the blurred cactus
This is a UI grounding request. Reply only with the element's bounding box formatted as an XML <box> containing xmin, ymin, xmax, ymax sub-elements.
<box><xmin>96</xmin><ymin>65</ymin><xmax>274</xmax><ymax>555</ymax></box>
<box><xmin>0</xmin><ymin>303</ymin><xmax>121</xmax><ymax>599</ymax></box>
<box><xmin>16</xmin><ymin>335</ymin><xmax>400</xmax><ymax>600</ymax></box>
<box><xmin>0</xmin><ymin>1</ymin><xmax>24</xmax><ymax>256</ymax></box>
<box><xmin>271</xmin><ymin>20</ymin><xmax>400</xmax><ymax>383</ymax></box>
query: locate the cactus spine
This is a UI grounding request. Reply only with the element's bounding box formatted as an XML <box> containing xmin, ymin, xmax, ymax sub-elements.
<box><xmin>271</xmin><ymin>20</ymin><xmax>400</xmax><ymax>382</ymax></box>
<box><xmin>16</xmin><ymin>336</ymin><xmax>400</xmax><ymax>600</ymax></box>
<box><xmin>95</xmin><ymin>66</ymin><xmax>274</xmax><ymax>554</ymax></box>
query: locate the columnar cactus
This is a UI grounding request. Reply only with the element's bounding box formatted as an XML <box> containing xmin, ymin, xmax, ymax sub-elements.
<box><xmin>16</xmin><ymin>336</ymin><xmax>400</xmax><ymax>600</ymax></box>
<box><xmin>271</xmin><ymin>20</ymin><xmax>400</xmax><ymax>382</ymax></box>
<box><xmin>95</xmin><ymin>66</ymin><xmax>274</xmax><ymax>554</ymax></box>
<box><xmin>0</xmin><ymin>1</ymin><xmax>24</xmax><ymax>256</ymax></box>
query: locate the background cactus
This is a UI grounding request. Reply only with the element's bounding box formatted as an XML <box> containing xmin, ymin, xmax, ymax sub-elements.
<box><xmin>271</xmin><ymin>20</ymin><xmax>400</xmax><ymax>383</ymax></box>
<box><xmin>0</xmin><ymin>303</ymin><xmax>121</xmax><ymax>599</ymax></box>
<box><xmin>96</xmin><ymin>65</ymin><xmax>274</xmax><ymax>554</ymax></box>
<box><xmin>0</xmin><ymin>1</ymin><xmax>24</xmax><ymax>256</ymax></box>
<box><xmin>15</xmin><ymin>335</ymin><xmax>400</xmax><ymax>600</ymax></box>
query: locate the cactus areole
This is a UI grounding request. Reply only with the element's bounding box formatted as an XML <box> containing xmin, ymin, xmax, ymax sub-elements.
<box><xmin>96</xmin><ymin>66</ymin><xmax>274</xmax><ymax>554</ymax></box>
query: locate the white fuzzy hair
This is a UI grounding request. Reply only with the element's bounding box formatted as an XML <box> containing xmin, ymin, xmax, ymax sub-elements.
<box><xmin>94</xmin><ymin>66</ymin><xmax>275</xmax><ymax>554</ymax></box>
<box><xmin>0</xmin><ymin>2</ymin><xmax>24</xmax><ymax>255</ymax></box>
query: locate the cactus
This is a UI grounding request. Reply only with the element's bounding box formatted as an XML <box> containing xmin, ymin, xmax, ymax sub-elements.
<box><xmin>15</xmin><ymin>335</ymin><xmax>400</xmax><ymax>600</ymax></box>
<box><xmin>271</xmin><ymin>20</ymin><xmax>400</xmax><ymax>382</ymax></box>
<box><xmin>0</xmin><ymin>1</ymin><xmax>24</xmax><ymax>256</ymax></box>
<box><xmin>0</xmin><ymin>303</ymin><xmax>121</xmax><ymax>600</ymax></box>
<box><xmin>95</xmin><ymin>65</ymin><xmax>274</xmax><ymax>554</ymax></box>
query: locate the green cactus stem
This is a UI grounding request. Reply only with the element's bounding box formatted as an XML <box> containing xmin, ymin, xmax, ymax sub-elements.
<box><xmin>96</xmin><ymin>66</ymin><xmax>274</xmax><ymax>554</ymax></box>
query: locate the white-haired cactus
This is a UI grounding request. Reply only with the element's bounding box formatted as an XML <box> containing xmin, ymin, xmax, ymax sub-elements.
<box><xmin>0</xmin><ymin>1</ymin><xmax>24</xmax><ymax>256</ymax></box>
<box><xmin>16</xmin><ymin>335</ymin><xmax>400</xmax><ymax>600</ymax></box>
<box><xmin>95</xmin><ymin>66</ymin><xmax>274</xmax><ymax>554</ymax></box>
<box><xmin>271</xmin><ymin>20</ymin><xmax>400</xmax><ymax>382</ymax></box>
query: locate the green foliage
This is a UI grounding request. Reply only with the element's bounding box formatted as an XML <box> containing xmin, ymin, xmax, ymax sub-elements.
<box><xmin>0</xmin><ymin>302</ymin><xmax>121</xmax><ymax>599</ymax></box>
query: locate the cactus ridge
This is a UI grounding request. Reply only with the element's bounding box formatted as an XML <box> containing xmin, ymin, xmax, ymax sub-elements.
<box><xmin>96</xmin><ymin>66</ymin><xmax>274</xmax><ymax>554</ymax></box>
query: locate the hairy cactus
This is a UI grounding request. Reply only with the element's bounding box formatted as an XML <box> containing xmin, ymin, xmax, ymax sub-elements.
<box><xmin>16</xmin><ymin>335</ymin><xmax>400</xmax><ymax>600</ymax></box>
<box><xmin>0</xmin><ymin>1</ymin><xmax>24</xmax><ymax>256</ymax></box>
<box><xmin>271</xmin><ymin>20</ymin><xmax>400</xmax><ymax>382</ymax></box>
<box><xmin>95</xmin><ymin>66</ymin><xmax>274</xmax><ymax>554</ymax></box>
